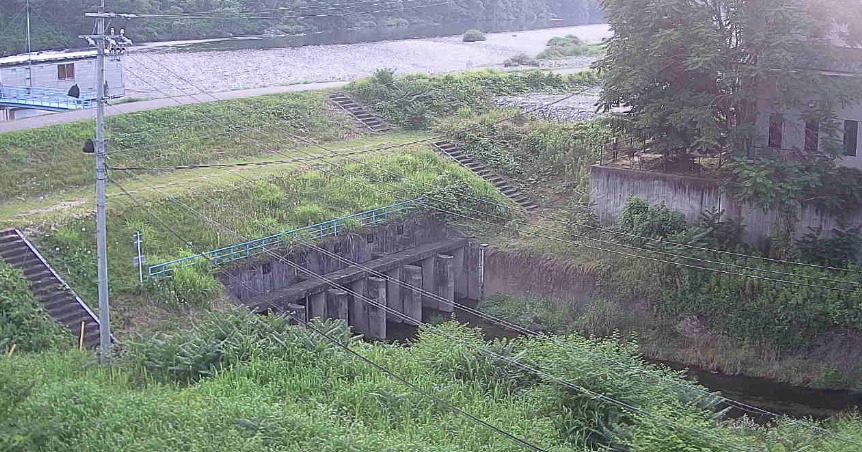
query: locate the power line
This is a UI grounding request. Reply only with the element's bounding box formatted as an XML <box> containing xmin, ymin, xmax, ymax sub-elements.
<box><xmin>109</xmin><ymin>176</ymin><xmax>551</xmax><ymax>452</ymax></box>
<box><xmin>107</xmin><ymin>62</ymin><xmax>853</xmax><ymax>445</ymax></box>
<box><xmin>108</xmin><ymin>36</ymin><xmax>861</xmax><ymax>449</ymax></box>
<box><xmin>113</xmin><ymin>169</ymin><xmax>756</xmax><ymax>452</ymax></box>
<box><xmin>119</xmin><ymin>50</ymin><xmax>862</xmax><ymax>279</ymax></box>
<box><xmin>120</xmin><ymin>51</ymin><xmax>862</xmax><ymax>292</ymax></box>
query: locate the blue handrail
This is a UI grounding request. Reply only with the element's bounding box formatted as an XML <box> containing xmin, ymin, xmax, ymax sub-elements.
<box><xmin>148</xmin><ymin>199</ymin><xmax>424</xmax><ymax>277</ymax></box>
<box><xmin>0</xmin><ymin>85</ymin><xmax>96</xmax><ymax>111</ymax></box>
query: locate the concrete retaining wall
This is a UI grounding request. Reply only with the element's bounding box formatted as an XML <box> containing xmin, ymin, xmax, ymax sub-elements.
<box><xmin>220</xmin><ymin>215</ymin><xmax>452</xmax><ymax>301</ymax></box>
<box><xmin>590</xmin><ymin>165</ymin><xmax>862</xmax><ymax>249</ymax></box>
<box><xmin>484</xmin><ymin>248</ymin><xmax>596</xmax><ymax>304</ymax></box>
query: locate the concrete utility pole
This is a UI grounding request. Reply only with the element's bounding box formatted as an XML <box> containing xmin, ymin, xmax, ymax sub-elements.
<box><xmin>94</xmin><ymin>0</ymin><xmax>111</xmax><ymax>362</ymax></box>
<box><xmin>25</xmin><ymin>0</ymin><xmax>32</xmax><ymax>87</ymax></box>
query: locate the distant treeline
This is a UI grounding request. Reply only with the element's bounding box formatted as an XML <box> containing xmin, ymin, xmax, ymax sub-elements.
<box><xmin>0</xmin><ymin>0</ymin><xmax>603</xmax><ymax>55</ymax></box>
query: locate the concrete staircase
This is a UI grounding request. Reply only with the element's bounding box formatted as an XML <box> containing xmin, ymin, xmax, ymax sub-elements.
<box><xmin>433</xmin><ymin>141</ymin><xmax>539</xmax><ymax>211</ymax></box>
<box><xmin>0</xmin><ymin>229</ymin><xmax>102</xmax><ymax>348</ymax></box>
<box><xmin>328</xmin><ymin>92</ymin><xmax>391</xmax><ymax>132</ymax></box>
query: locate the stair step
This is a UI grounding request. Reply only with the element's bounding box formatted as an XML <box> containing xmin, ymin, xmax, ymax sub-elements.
<box><xmin>22</xmin><ymin>268</ymin><xmax>52</xmax><ymax>281</ymax></box>
<box><xmin>44</xmin><ymin>297</ymin><xmax>76</xmax><ymax>312</ymax></box>
<box><xmin>0</xmin><ymin>246</ymin><xmax>33</xmax><ymax>257</ymax></box>
<box><xmin>56</xmin><ymin>310</ymin><xmax>91</xmax><ymax>327</ymax></box>
<box><xmin>49</xmin><ymin>303</ymin><xmax>84</xmax><ymax>320</ymax></box>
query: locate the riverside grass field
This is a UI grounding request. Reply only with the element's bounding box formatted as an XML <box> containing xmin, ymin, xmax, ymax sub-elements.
<box><xmin>3</xmin><ymin>310</ymin><xmax>862</xmax><ymax>452</ymax></box>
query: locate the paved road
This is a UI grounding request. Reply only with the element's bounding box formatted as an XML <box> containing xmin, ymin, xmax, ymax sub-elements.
<box><xmin>0</xmin><ymin>81</ymin><xmax>348</xmax><ymax>133</ymax></box>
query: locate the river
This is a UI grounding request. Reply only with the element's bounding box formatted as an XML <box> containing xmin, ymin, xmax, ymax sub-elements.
<box><xmin>124</xmin><ymin>22</ymin><xmax>612</xmax><ymax>98</ymax></box>
<box><xmin>387</xmin><ymin>302</ymin><xmax>862</xmax><ymax>421</ymax></box>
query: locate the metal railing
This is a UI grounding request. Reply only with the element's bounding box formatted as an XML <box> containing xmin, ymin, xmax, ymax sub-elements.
<box><xmin>148</xmin><ymin>199</ymin><xmax>424</xmax><ymax>277</ymax></box>
<box><xmin>0</xmin><ymin>85</ymin><xmax>97</xmax><ymax>111</ymax></box>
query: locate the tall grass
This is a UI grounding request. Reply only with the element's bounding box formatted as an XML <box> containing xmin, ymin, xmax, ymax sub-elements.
<box><xmin>3</xmin><ymin>313</ymin><xmax>861</xmax><ymax>451</ymax></box>
<box><xmin>33</xmin><ymin>150</ymin><xmax>508</xmax><ymax>305</ymax></box>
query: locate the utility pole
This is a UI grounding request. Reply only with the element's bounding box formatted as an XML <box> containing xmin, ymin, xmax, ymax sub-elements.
<box><xmin>94</xmin><ymin>0</ymin><xmax>111</xmax><ymax>362</ymax></box>
<box><xmin>25</xmin><ymin>0</ymin><xmax>32</xmax><ymax>87</ymax></box>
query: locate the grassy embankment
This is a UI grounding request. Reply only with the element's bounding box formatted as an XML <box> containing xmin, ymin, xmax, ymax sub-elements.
<box><xmin>422</xmin><ymin>109</ymin><xmax>862</xmax><ymax>389</ymax></box>
<box><xmin>0</xmin><ymin>86</ymin><xmax>519</xmax><ymax>335</ymax></box>
<box><xmin>3</xmin><ymin>312</ymin><xmax>862</xmax><ymax>451</ymax></box>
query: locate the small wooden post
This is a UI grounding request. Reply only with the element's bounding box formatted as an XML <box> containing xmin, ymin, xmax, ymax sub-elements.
<box><xmin>79</xmin><ymin>321</ymin><xmax>86</xmax><ymax>350</ymax></box>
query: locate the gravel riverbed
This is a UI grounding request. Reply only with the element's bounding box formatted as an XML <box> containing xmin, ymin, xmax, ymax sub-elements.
<box><xmin>125</xmin><ymin>24</ymin><xmax>611</xmax><ymax>98</ymax></box>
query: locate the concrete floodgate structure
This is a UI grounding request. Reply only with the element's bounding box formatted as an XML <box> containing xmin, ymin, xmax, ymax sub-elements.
<box><xmin>220</xmin><ymin>215</ymin><xmax>484</xmax><ymax>340</ymax></box>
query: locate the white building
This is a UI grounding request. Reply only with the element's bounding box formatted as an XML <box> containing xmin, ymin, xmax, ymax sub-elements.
<box><xmin>0</xmin><ymin>50</ymin><xmax>125</xmax><ymax>119</ymax></box>
<box><xmin>754</xmin><ymin>45</ymin><xmax>862</xmax><ymax>169</ymax></box>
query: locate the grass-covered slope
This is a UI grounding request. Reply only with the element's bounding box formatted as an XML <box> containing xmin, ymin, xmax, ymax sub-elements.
<box><xmin>0</xmin><ymin>91</ymin><xmax>362</xmax><ymax>201</ymax></box>
<box><xmin>2</xmin><ymin>314</ymin><xmax>861</xmax><ymax>451</ymax></box>
<box><xmin>32</xmin><ymin>149</ymin><xmax>509</xmax><ymax>307</ymax></box>
<box><xmin>0</xmin><ymin>260</ymin><xmax>70</xmax><ymax>353</ymax></box>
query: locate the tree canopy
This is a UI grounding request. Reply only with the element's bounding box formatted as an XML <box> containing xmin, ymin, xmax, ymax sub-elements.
<box><xmin>0</xmin><ymin>0</ymin><xmax>603</xmax><ymax>55</ymax></box>
<box><xmin>596</xmin><ymin>0</ymin><xmax>862</xmax><ymax>158</ymax></box>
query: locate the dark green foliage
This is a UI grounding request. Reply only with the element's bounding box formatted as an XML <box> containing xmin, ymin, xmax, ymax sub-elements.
<box><xmin>597</xmin><ymin>0</ymin><xmax>862</xmax><ymax>157</ymax></box>
<box><xmin>0</xmin><ymin>0</ymin><xmax>605</xmax><ymax>55</ymax></box>
<box><xmin>127</xmin><ymin>309</ymin><xmax>353</xmax><ymax>383</ymax></box>
<box><xmin>617</xmin><ymin>198</ymin><xmax>687</xmax><ymax>239</ymax></box>
<box><xmin>0</xmin><ymin>261</ymin><xmax>70</xmax><ymax>353</ymax></box>
<box><xmin>537</xmin><ymin>34</ymin><xmax>604</xmax><ymax>59</ymax></box>
<box><xmin>503</xmin><ymin>53</ymin><xmax>539</xmax><ymax>67</ymax></box>
<box><xmin>4</xmin><ymin>314</ymin><xmax>862</xmax><ymax>450</ymax></box>
<box><xmin>347</xmin><ymin>69</ymin><xmax>601</xmax><ymax>130</ymax></box>
<box><xmin>436</xmin><ymin>111</ymin><xmax>613</xmax><ymax>198</ymax></box>
<box><xmin>462</xmin><ymin>29</ymin><xmax>487</xmax><ymax>42</ymax></box>
<box><xmin>731</xmin><ymin>158</ymin><xmax>862</xmax><ymax>220</ymax></box>
<box><xmin>795</xmin><ymin>227</ymin><xmax>862</xmax><ymax>268</ymax></box>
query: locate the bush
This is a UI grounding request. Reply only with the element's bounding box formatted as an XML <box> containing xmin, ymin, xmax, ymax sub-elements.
<box><xmin>462</xmin><ymin>29</ymin><xmax>486</xmax><ymax>42</ymax></box>
<box><xmin>503</xmin><ymin>53</ymin><xmax>540</xmax><ymax>67</ymax></box>
<box><xmin>347</xmin><ymin>70</ymin><xmax>601</xmax><ymax>130</ymax></box>
<box><xmin>537</xmin><ymin>35</ymin><xmax>605</xmax><ymax>60</ymax></box>
<box><xmin>0</xmin><ymin>262</ymin><xmax>70</xmax><ymax>352</ymax></box>
<box><xmin>795</xmin><ymin>227</ymin><xmax>862</xmax><ymax>268</ymax></box>
<box><xmin>617</xmin><ymin>197</ymin><xmax>687</xmax><ymax>239</ymax></box>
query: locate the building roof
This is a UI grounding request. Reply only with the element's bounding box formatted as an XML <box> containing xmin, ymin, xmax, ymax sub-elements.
<box><xmin>0</xmin><ymin>50</ymin><xmax>97</xmax><ymax>68</ymax></box>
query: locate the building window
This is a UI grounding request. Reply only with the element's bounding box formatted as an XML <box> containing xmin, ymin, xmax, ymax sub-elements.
<box><xmin>768</xmin><ymin>114</ymin><xmax>784</xmax><ymax>149</ymax></box>
<box><xmin>262</xmin><ymin>262</ymin><xmax>272</xmax><ymax>275</ymax></box>
<box><xmin>396</xmin><ymin>225</ymin><xmax>405</xmax><ymax>236</ymax></box>
<box><xmin>57</xmin><ymin>63</ymin><xmax>75</xmax><ymax>81</ymax></box>
<box><xmin>805</xmin><ymin>119</ymin><xmax>819</xmax><ymax>152</ymax></box>
<box><xmin>366</xmin><ymin>233</ymin><xmax>374</xmax><ymax>244</ymax></box>
<box><xmin>846</xmin><ymin>120</ymin><xmax>859</xmax><ymax>157</ymax></box>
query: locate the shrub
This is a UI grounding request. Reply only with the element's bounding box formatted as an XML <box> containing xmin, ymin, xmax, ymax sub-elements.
<box><xmin>503</xmin><ymin>53</ymin><xmax>540</xmax><ymax>67</ymax></box>
<box><xmin>795</xmin><ymin>227</ymin><xmax>862</xmax><ymax>268</ymax></box>
<box><xmin>347</xmin><ymin>70</ymin><xmax>600</xmax><ymax>129</ymax></box>
<box><xmin>617</xmin><ymin>197</ymin><xmax>687</xmax><ymax>239</ymax></box>
<box><xmin>462</xmin><ymin>29</ymin><xmax>486</xmax><ymax>42</ymax></box>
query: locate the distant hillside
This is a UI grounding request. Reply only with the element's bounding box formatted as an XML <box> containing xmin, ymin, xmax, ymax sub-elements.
<box><xmin>0</xmin><ymin>0</ymin><xmax>603</xmax><ymax>56</ymax></box>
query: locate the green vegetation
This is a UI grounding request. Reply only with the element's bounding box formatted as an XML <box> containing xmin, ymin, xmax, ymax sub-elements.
<box><xmin>598</xmin><ymin>0</ymin><xmax>862</xmax><ymax>156</ymax></box>
<box><xmin>436</xmin><ymin>112</ymin><xmax>612</xmax><ymax>197</ymax></box>
<box><xmin>0</xmin><ymin>91</ymin><xmax>359</xmax><ymax>201</ymax></box>
<box><xmin>0</xmin><ymin>0</ymin><xmax>605</xmax><ymax>55</ymax></box>
<box><xmin>0</xmin><ymin>261</ymin><xmax>70</xmax><ymax>353</ymax></box>
<box><xmin>348</xmin><ymin>69</ymin><xmax>600</xmax><ymax>130</ymax></box>
<box><xmin>462</xmin><ymin>29</ymin><xmax>487</xmax><ymax>42</ymax></box>
<box><xmin>503</xmin><ymin>53</ymin><xmax>540</xmax><ymax>67</ymax></box>
<box><xmin>34</xmin><ymin>150</ymin><xmax>508</xmax><ymax>308</ymax></box>
<box><xmin>4</xmin><ymin>311</ymin><xmax>862</xmax><ymax>451</ymax></box>
<box><xmin>537</xmin><ymin>35</ymin><xmax>605</xmax><ymax>59</ymax></box>
<box><xmin>484</xmin><ymin>196</ymin><xmax>862</xmax><ymax>387</ymax></box>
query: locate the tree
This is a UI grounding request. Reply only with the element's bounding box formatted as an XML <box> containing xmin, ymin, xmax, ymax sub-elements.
<box><xmin>596</xmin><ymin>0</ymin><xmax>862</xmax><ymax>159</ymax></box>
